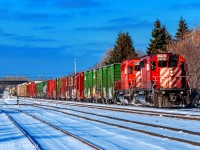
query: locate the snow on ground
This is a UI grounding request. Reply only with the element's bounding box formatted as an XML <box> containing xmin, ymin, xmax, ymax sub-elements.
<box><xmin>1</xmin><ymin>107</ymin><xmax>94</xmax><ymax>150</ymax></box>
<box><xmin>0</xmin><ymin>110</ymin><xmax>36</xmax><ymax>150</ymax></box>
<box><xmin>1</xmin><ymin>98</ymin><xmax>200</xmax><ymax>150</ymax></box>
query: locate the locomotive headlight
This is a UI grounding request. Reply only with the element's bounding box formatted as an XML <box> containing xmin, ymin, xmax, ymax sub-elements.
<box><xmin>180</xmin><ymin>91</ymin><xmax>184</xmax><ymax>94</ymax></box>
<box><xmin>170</xmin><ymin>70</ymin><xmax>173</xmax><ymax>77</ymax></box>
<box><xmin>162</xmin><ymin>91</ymin><xmax>165</xmax><ymax>94</ymax></box>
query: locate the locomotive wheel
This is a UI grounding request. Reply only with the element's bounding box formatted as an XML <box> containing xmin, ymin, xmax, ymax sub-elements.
<box><xmin>132</xmin><ymin>95</ymin><xmax>139</xmax><ymax>105</ymax></box>
<box><xmin>108</xmin><ymin>99</ymin><xmax>112</xmax><ymax>104</ymax></box>
<box><xmin>94</xmin><ymin>98</ymin><xmax>98</xmax><ymax>103</ymax></box>
<box><xmin>185</xmin><ymin>95</ymin><xmax>193</xmax><ymax>108</ymax></box>
<box><xmin>97</xmin><ymin>98</ymin><xmax>100</xmax><ymax>103</ymax></box>
<box><xmin>161</xmin><ymin>95</ymin><xmax>170</xmax><ymax>108</ymax></box>
<box><xmin>113</xmin><ymin>93</ymin><xmax>119</xmax><ymax>104</ymax></box>
<box><xmin>101</xmin><ymin>98</ymin><xmax>106</xmax><ymax>104</ymax></box>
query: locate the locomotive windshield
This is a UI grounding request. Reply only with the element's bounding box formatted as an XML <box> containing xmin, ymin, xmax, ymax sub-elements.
<box><xmin>128</xmin><ymin>66</ymin><xmax>133</xmax><ymax>74</ymax></box>
<box><xmin>140</xmin><ymin>61</ymin><xmax>144</xmax><ymax>68</ymax></box>
<box><xmin>169</xmin><ymin>54</ymin><xmax>178</xmax><ymax>61</ymax></box>
<box><xmin>158</xmin><ymin>61</ymin><xmax>167</xmax><ymax>67</ymax></box>
<box><xmin>168</xmin><ymin>61</ymin><xmax>178</xmax><ymax>67</ymax></box>
<box><xmin>135</xmin><ymin>65</ymin><xmax>140</xmax><ymax>71</ymax></box>
<box><xmin>151</xmin><ymin>61</ymin><xmax>156</xmax><ymax>70</ymax></box>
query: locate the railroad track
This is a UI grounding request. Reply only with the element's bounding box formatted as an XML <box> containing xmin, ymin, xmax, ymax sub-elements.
<box><xmin>2</xmin><ymin>99</ymin><xmax>200</xmax><ymax>147</ymax></box>
<box><xmin>23</xmin><ymin>99</ymin><xmax>200</xmax><ymax>121</ymax></box>
<box><xmin>3</xmin><ymin>99</ymin><xmax>200</xmax><ymax>121</ymax></box>
<box><xmin>0</xmin><ymin>109</ymin><xmax>42</xmax><ymax>150</ymax></box>
<box><xmin>27</xmin><ymin>104</ymin><xmax>200</xmax><ymax>147</ymax></box>
<box><xmin>1</xmin><ymin>107</ymin><xmax>101</xmax><ymax>150</ymax></box>
<box><xmin>179</xmin><ymin>108</ymin><xmax>200</xmax><ymax>113</ymax></box>
<box><xmin>33</xmin><ymin>104</ymin><xmax>200</xmax><ymax>135</ymax></box>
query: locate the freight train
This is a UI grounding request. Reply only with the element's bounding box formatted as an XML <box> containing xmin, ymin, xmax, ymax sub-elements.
<box><xmin>17</xmin><ymin>53</ymin><xmax>194</xmax><ymax>107</ymax></box>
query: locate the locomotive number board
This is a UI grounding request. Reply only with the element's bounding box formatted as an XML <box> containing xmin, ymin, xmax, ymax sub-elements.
<box><xmin>134</xmin><ymin>62</ymin><xmax>140</xmax><ymax>65</ymax></box>
<box><xmin>157</xmin><ymin>54</ymin><xmax>167</xmax><ymax>61</ymax></box>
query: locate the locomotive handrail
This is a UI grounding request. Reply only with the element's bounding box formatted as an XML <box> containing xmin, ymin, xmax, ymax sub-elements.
<box><xmin>130</xmin><ymin>79</ymin><xmax>136</xmax><ymax>87</ymax></box>
<box><xmin>152</xmin><ymin>76</ymin><xmax>159</xmax><ymax>88</ymax></box>
<box><xmin>152</xmin><ymin>76</ymin><xmax>159</xmax><ymax>84</ymax></box>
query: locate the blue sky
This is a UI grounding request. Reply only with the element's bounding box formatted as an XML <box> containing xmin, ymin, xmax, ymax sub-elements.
<box><xmin>0</xmin><ymin>0</ymin><xmax>199</xmax><ymax>80</ymax></box>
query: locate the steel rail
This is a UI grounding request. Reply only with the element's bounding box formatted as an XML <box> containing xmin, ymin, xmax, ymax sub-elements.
<box><xmin>29</xmin><ymin>104</ymin><xmax>200</xmax><ymax>147</ymax></box>
<box><xmin>14</xmin><ymin>108</ymin><xmax>101</xmax><ymax>150</ymax></box>
<box><xmin>0</xmin><ymin>109</ymin><xmax>43</xmax><ymax>150</ymax></box>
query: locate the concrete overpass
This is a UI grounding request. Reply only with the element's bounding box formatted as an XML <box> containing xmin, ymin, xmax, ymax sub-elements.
<box><xmin>0</xmin><ymin>77</ymin><xmax>28</xmax><ymax>85</ymax></box>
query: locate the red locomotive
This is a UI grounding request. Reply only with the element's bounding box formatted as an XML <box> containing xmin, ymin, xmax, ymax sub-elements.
<box><xmin>115</xmin><ymin>59</ymin><xmax>141</xmax><ymax>104</ymax></box>
<box><xmin>115</xmin><ymin>53</ymin><xmax>191</xmax><ymax>107</ymax></box>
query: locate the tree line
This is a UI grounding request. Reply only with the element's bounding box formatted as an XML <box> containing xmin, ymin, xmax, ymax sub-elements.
<box><xmin>95</xmin><ymin>17</ymin><xmax>200</xmax><ymax>89</ymax></box>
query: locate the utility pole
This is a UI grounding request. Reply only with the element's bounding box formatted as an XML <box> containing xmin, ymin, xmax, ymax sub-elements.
<box><xmin>74</xmin><ymin>58</ymin><xmax>77</xmax><ymax>99</ymax></box>
<box><xmin>74</xmin><ymin>58</ymin><xmax>76</xmax><ymax>75</ymax></box>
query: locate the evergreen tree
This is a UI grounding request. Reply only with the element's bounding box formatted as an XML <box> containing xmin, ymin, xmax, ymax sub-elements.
<box><xmin>147</xmin><ymin>20</ymin><xmax>172</xmax><ymax>54</ymax></box>
<box><xmin>160</xmin><ymin>26</ymin><xmax>172</xmax><ymax>52</ymax></box>
<box><xmin>175</xmin><ymin>17</ymin><xmax>190</xmax><ymax>40</ymax></box>
<box><xmin>108</xmin><ymin>32</ymin><xmax>137</xmax><ymax>64</ymax></box>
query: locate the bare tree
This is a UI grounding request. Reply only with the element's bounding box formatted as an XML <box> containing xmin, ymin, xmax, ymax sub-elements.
<box><xmin>136</xmin><ymin>49</ymin><xmax>146</xmax><ymax>57</ymax></box>
<box><xmin>167</xmin><ymin>28</ymin><xmax>200</xmax><ymax>89</ymax></box>
<box><xmin>94</xmin><ymin>48</ymin><xmax>113</xmax><ymax>68</ymax></box>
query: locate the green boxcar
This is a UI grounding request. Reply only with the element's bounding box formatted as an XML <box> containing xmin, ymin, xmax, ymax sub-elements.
<box><xmin>88</xmin><ymin>70</ymin><xmax>93</xmax><ymax>98</ymax></box>
<box><xmin>84</xmin><ymin>71</ymin><xmax>88</xmax><ymax>98</ymax></box>
<box><xmin>42</xmin><ymin>81</ymin><xmax>47</xmax><ymax>98</ymax></box>
<box><xmin>36</xmin><ymin>81</ymin><xmax>47</xmax><ymax>98</ymax></box>
<box><xmin>84</xmin><ymin>71</ymin><xmax>93</xmax><ymax>99</ymax></box>
<box><xmin>96</xmin><ymin>68</ymin><xmax>103</xmax><ymax>98</ymax></box>
<box><xmin>84</xmin><ymin>63</ymin><xmax>120</xmax><ymax>101</ymax></box>
<box><xmin>102</xmin><ymin>64</ymin><xmax>121</xmax><ymax>99</ymax></box>
<box><xmin>56</xmin><ymin>78</ymin><xmax>61</xmax><ymax>99</ymax></box>
<box><xmin>36</xmin><ymin>82</ymin><xmax>40</xmax><ymax>97</ymax></box>
<box><xmin>102</xmin><ymin>66</ymin><xmax>108</xmax><ymax>99</ymax></box>
<box><xmin>107</xmin><ymin>64</ymin><xmax>121</xmax><ymax>99</ymax></box>
<box><xmin>92</xmin><ymin>69</ymin><xmax>97</xmax><ymax>98</ymax></box>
